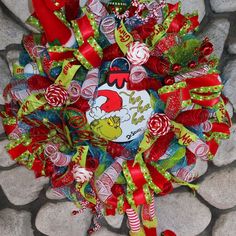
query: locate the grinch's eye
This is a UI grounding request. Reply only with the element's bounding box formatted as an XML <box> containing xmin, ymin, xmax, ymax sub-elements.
<box><xmin>107</xmin><ymin>118</ymin><xmax>114</xmax><ymax>127</ymax></box>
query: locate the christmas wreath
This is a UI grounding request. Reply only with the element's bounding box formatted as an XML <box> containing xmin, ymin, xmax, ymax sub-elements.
<box><xmin>1</xmin><ymin>0</ymin><xmax>232</xmax><ymax>235</ymax></box>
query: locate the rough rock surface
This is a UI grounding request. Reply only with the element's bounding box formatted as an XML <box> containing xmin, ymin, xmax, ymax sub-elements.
<box><xmin>166</xmin><ymin>0</ymin><xmax>205</xmax><ymax>22</ymax></box>
<box><xmin>198</xmin><ymin>167</ymin><xmax>236</xmax><ymax>209</ymax></box>
<box><xmin>0</xmin><ymin>119</ymin><xmax>4</xmax><ymax>134</ymax></box>
<box><xmin>35</xmin><ymin>202</ymin><xmax>92</xmax><ymax>236</ymax></box>
<box><xmin>198</xmin><ymin>18</ymin><xmax>230</xmax><ymax>58</ymax></box>
<box><xmin>94</xmin><ymin>228</ymin><xmax>125</xmax><ymax>236</ymax></box>
<box><xmin>0</xmin><ymin>8</ymin><xmax>27</xmax><ymax>50</ymax></box>
<box><xmin>0</xmin><ymin>208</ymin><xmax>33</xmax><ymax>236</ymax></box>
<box><xmin>223</xmin><ymin>59</ymin><xmax>236</xmax><ymax>109</ymax></box>
<box><xmin>0</xmin><ymin>140</ymin><xmax>16</xmax><ymax>167</ymax></box>
<box><xmin>225</xmin><ymin>102</ymin><xmax>234</xmax><ymax>118</ymax></box>
<box><xmin>1</xmin><ymin>0</ymin><xmax>32</xmax><ymax>25</ymax></box>
<box><xmin>213</xmin><ymin>124</ymin><xmax>236</xmax><ymax>167</ymax></box>
<box><xmin>228</xmin><ymin>38</ymin><xmax>236</xmax><ymax>54</ymax></box>
<box><xmin>0</xmin><ymin>57</ymin><xmax>11</xmax><ymax>104</ymax></box>
<box><xmin>212</xmin><ymin>211</ymin><xmax>236</xmax><ymax>236</ymax></box>
<box><xmin>210</xmin><ymin>0</ymin><xmax>236</xmax><ymax>13</ymax></box>
<box><xmin>0</xmin><ymin>167</ymin><xmax>48</xmax><ymax>205</ymax></box>
<box><xmin>156</xmin><ymin>192</ymin><xmax>211</xmax><ymax>236</ymax></box>
<box><xmin>105</xmin><ymin>214</ymin><xmax>124</xmax><ymax>229</ymax></box>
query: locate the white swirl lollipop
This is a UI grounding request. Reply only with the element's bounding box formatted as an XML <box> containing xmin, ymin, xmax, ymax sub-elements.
<box><xmin>126</xmin><ymin>42</ymin><xmax>150</xmax><ymax>66</ymax></box>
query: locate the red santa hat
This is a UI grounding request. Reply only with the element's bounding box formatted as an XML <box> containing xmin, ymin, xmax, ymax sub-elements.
<box><xmin>89</xmin><ymin>90</ymin><xmax>130</xmax><ymax>122</ymax></box>
<box><xmin>32</xmin><ymin>0</ymin><xmax>75</xmax><ymax>47</ymax></box>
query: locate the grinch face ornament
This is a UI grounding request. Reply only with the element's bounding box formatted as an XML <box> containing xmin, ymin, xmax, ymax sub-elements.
<box><xmin>86</xmin><ymin>64</ymin><xmax>153</xmax><ymax>142</ymax></box>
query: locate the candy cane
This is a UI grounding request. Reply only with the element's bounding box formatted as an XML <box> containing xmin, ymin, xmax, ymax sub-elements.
<box><xmin>126</xmin><ymin>208</ymin><xmax>141</xmax><ymax>233</ymax></box>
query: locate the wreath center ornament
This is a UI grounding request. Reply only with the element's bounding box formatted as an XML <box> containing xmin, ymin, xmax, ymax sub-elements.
<box><xmin>1</xmin><ymin>0</ymin><xmax>232</xmax><ymax>236</ymax></box>
<box><xmin>87</xmin><ymin>77</ymin><xmax>153</xmax><ymax>142</ymax></box>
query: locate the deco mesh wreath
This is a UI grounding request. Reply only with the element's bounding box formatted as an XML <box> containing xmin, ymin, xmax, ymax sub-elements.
<box><xmin>1</xmin><ymin>0</ymin><xmax>232</xmax><ymax>235</ymax></box>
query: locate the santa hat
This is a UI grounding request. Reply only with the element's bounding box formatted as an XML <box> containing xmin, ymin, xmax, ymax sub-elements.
<box><xmin>89</xmin><ymin>90</ymin><xmax>130</xmax><ymax>122</ymax></box>
<box><xmin>32</xmin><ymin>0</ymin><xmax>75</xmax><ymax>47</ymax></box>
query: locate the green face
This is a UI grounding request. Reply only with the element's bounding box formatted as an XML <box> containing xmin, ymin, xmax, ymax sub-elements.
<box><xmin>90</xmin><ymin>116</ymin><xmax>122</xmax><ymax>140</ymax></box>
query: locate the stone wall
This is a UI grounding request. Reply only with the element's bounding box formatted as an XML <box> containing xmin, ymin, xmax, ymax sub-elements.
<box><xmin>0</xmin><ymin>0</ymin><xmax>236</xmax><ymax>235</ymax></box>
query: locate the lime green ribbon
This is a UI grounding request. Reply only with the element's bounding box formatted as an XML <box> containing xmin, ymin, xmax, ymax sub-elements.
<box><xmin>134</xmin><ymin>130</ymin><xmax>157</xmax><ymax>164</ymax></box>
<box><xmin>171</xmin><ymin>121</ymin><xmax>198</xmax><ymax>146</ymax></box>
<box><xmin>150</xmin><ymin>11</ymin><xmax>178</xmax><ymax>47</ymax></box>
<box><xmin>54</xmin><ymin>60</ymin><xmax>80</xmax><ymax>88</ymax></box>
<box><xmin>72</xmin><ymin>146</ymin><xmax>89</xmax><ymax>167</ymax></box>
<box><xmin>18</xmin><ymin>93</ymin><xmax>47</xmax><ymax>117</ymax></box>
<box><xmin>115</xmin><ymin>20</ymin><xmax>134</xmax><ymax>54</ymax></box>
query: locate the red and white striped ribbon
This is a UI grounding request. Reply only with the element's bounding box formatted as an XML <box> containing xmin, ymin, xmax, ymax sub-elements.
<box><xmin>176</xmin><ymin>158</ymin><xmax>208</xmax><ymax>182</ymax></box>
<box><xmin>96</xmin><ymin>157</ymin><xmax>124</xmax><ymax>202</ymax></box>
<box><xmin>68</xmin><ymin>80</ymin><xmax>81</xmax><ymax>103</ymax></box>
<box><xmin>81</xmin><ymin>68</ymin><xmax>99</xmax><ymax>99</ymax></box>
<box><xmin>149</xmin><ymin>192</ymin><xmax>156</xmax><ymax>219</ymax></box>
<box><xmin>126</xmin><ymin>208</ymin><xmax>141</xmax><ymax>232</ymax></box>
<box><xmin>142</xmin><ymin>191</ymin><xmax>156</xmax><ymax>220</ymax></box>
<box><xmin>45</xmin><ymin>84</ymin><xmax>69</xmax><ymax>107</ymax></box>
<box><xmin>9</xmin><ymin>126</ymin><xmax>25</xmax><ymax>140</ymax></box>
<box><xmin>202</xmin><ymin>120</ymin><xmax>212</xmax><ymax>132</ymax></box>
<box><xmin>72</xmin><ymin>164</ymin><xmax>93</xmax><ymax>183</ymax></box>
<box><xmin>174</xmin><ymin>66</ymin><xmax>210</xmax><ymax>82</ymax></box>
<box><xmin>187</xmin><ymin>139</ymin><xmax>209</xmax><ymax>159</ymax></box>
<box><xmin>129</xmin><ymin>65</ymin><xmax>147</xmax><ymax>84</ymax></box>
<box><xmin>87</xmin><ymin>0</ymin><xmax>108</xmax><ymax>24</ymax></box>
<box><xmin>100</xmin><ymin>16</ymin><xmax>116</xmax><ymax>44</ymax></box>
<box><xmin>44</xmin><ymin>143</ymin><xmax>71</xmax><ymax>167</ymax></box>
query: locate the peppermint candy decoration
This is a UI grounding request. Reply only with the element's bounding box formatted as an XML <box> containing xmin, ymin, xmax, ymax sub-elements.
<box><xmin>45</xmin><ymin>84</ymin><xmax>69</xmax><ymax>107</ymax></box>
<box><xmin>126</xmin><ymin>42</ymin><xmax>150</xmax><ymax>66</ymax></box>
<box><xmin>72</xmin><ymin>165</ymin><xmax>93</xmax><ymax>183</ymax></box>
<box><xmin>148</xmin><ymin>113</ymin><xmax>171</xmax><ymax>136</ymax></box>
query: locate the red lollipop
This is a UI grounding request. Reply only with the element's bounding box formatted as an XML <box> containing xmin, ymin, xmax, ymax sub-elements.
<box><xmin>45</xmin><ymin>84</ymin><xmax>69</xmax><ymax>107</ymax></box>
<box><xmin>148</xmin><ymin>113</ymin><xmax>171</xmax><ymax>136</ymax></box>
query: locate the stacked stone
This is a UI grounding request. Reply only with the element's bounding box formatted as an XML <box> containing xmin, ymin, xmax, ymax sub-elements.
<box><xmin>0</xmin><ymin>0</ymin><xmax>236</xmax><ymax>235</ymax></box>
